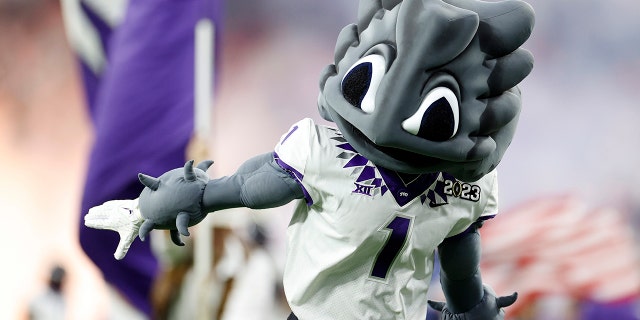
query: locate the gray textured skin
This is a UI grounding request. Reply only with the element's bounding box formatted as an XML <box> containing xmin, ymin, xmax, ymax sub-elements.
<box><xmin>135</xmin><ymin>0</ymin><xmax>533</xmax><ymax>317</ymax></box>
<box><xmin>318</xmin><ymin>0</ymin><xmax>534</xmax><ymax>181</ymax></box>
<box><xmin>431</xmin><ymin>222</ymin><xmax>517</xmax><ymax>318</ymax></box>
<box><xmin>137</xmin><ymin>154</ymin><xmax>304</xmax><ymax>246</ymax></box>
<box><xmin>137</xmin><ymin>160</ymin><xmax>213</xmax><ymax>245</ymax></box>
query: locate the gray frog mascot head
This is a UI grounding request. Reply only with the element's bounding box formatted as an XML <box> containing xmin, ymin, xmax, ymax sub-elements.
<box><xmin>318</xmin><ymin>0</ymin><xmax>534</xmax><ymax>181</ymax></box>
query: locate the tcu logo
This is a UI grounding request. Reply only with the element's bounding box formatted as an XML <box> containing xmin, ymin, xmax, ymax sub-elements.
<box><xmin>353</xmin><ymin>182</ymin><xmax>374</xmax><ymax>196</ymax></box>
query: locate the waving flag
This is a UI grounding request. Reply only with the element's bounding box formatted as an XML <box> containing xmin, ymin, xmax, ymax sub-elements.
<box><xmin>62</xmin><ymin>0</ymin><xmax>223</xmax><ymax>316</ymax></box>
<box><xmin>479</xmin><ymin>194</ymin><xmax>640</xmax><ymax>318</ymax></box>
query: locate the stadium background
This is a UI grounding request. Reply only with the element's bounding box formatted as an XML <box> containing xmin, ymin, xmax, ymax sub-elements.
<box><xmin>1</xmin><ymin>0</ymin><xmax>639</xmax><ymax>318</ymax></box>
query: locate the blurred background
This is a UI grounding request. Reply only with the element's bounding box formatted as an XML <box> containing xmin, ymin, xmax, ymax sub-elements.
<box><xmin>1</xmin><ymin>0</ymin><xmax>639</xmax><ymax>319</ymax></box>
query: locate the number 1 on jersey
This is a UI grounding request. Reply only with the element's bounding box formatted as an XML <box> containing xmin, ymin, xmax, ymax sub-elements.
<box><xmin>370</xmin><ymin>215</ymin><xmax>412</xmax><ymax>280</ymax></box>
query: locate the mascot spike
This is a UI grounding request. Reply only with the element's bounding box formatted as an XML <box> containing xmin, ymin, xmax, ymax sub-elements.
<box><xmin>138</xmin><ymin>173</ymin><xmax>160</xmax><ymax>191</ymax></box>
<box><xmin>138</xmin><ymin>220</ymin><xmax>155</xmax><ymax>241</ymax></box>
<box><xmin>176</xmin><ymin>212</ymin><xmax>190</xmax><ymax>236</ymax></box>
<box><xmin>196</xmin><ymin>160</ymin><xmax>214</xmax><ymax>172</ymax></box>
<box><xmin>183</xmin><ymin>160</ymin><xmax>196</xmax><ymax>181</ymax></box>
<box><xmin>170</xmin><ymin>229</ymin><xmax>184</xmax><ymax>246</ymax></box>
<box><xmin>357</xmin><ymin>0</ymin><xmax>382</xmax><ymax>31</ymax></box>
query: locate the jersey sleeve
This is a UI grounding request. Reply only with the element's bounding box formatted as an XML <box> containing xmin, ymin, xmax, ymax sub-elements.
<box><xmin>444</xmin><ymin>170</ymin><xmax>499</xmax><ymax>239</ymax></box>
<box><xmin>479</xmin><ymin>170</ymin><xmax>499</xmax><ymax>221</ymax></box>
<box><xmin>273</xmin><ymin>118</ymin><xmax>316</xmax><ymax>206</ymax></box>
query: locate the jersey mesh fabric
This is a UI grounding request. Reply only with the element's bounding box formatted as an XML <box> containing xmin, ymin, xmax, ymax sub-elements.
<box><xmin>274</xmin><ymin>118</ymin><xmax>498</xmax><ymax>319</ymax></box>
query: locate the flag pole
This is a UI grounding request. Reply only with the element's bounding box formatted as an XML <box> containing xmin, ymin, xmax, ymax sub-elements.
<box><xmin>193</xmin><ymin>17</ymin><xmax>214</xmax><ymax>284</ymax></box>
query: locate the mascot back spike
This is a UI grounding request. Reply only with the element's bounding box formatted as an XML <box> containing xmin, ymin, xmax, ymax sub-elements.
<box><xmin>318</xmin><ymin>0</ymin><xmax>534</xmax><ymax>181</ymax></box>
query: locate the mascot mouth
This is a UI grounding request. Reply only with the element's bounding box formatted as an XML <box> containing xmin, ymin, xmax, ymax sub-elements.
<box><xmin>343</xmin><ymin>122</ymin><xmax>442</xmax><ymax>172</ymax></box>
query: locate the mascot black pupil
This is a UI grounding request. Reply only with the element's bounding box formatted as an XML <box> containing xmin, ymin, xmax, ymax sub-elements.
<box><xmin>342</xmin><ymin>62</ymin><xmax>372</xmax><ymax>108</ymax></box>
<box><xmin>419</xmin><ymin>97</ymin><xmax>456</xmax><ymax>141</ymax></box>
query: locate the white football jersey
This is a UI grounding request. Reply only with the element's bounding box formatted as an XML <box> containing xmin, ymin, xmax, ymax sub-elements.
<box><xmin>274</xmin><ymin>118</ymin><xmax>498</xmax><ymax>320</ymax></box>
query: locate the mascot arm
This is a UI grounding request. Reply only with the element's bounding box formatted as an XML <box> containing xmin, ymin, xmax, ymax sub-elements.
<box><xmin>84</xmin><ymin>152</ymin><xmax>304</xmax><ymax>259</ymax></box>
<box><xmin>202</xmin><ymin>152</ymin><xmax>305</xmax><ymax>212</ymax></box>
<box><xmin>428</xmin><ymin>222</ymin><xmax>517</xmax><ymax>319</ymax></box>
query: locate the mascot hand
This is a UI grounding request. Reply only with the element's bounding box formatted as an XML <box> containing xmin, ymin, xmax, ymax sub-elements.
<box><xmin>136</xmin><ymin>160</ymin><xmax>214</xmax><ymax>247</ymax></box>
<box><xmin>84</xmin><ymin>199</ymin><xmax>143</xmax><ymax>260</ymax></box>
<box><xmin>428</xmin><ymin>285</ymin><xmax>517</xmax><ymax>320</ymax></box>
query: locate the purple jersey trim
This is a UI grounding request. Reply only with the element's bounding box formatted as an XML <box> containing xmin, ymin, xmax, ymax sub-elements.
<box><xmin>273</xmin><ymin>152</ymin><xmax>313</xmax><ymax>206</ymax></box>
<box><xmin>334</xmin><ymin>140</ymin><xmax>441</xmax><ymax>207</ymax></box>
<box><xmin>281</xmin><ymin>125</ymin><xmax>299</xmax><ymax>145</ymax></box>
<box><xmin>376</xmin><ymin>166</ymin><xmax>440</xmax><ymax>207</ymax></box>
<box><xmin>478</xmin><ymin>214</ymin><xmax>497</xmax><ymax>221</ymax></box>
<box><xmin>443</xmin><ymin>214</ymin><xmax>496</xmax><ymax>241</ymax></box>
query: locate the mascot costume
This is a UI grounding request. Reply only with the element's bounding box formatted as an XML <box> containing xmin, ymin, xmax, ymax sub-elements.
<box><xmin>85</xmin><ymin>0</ymin><xmax>534</xmax><ymax>318</ymax></box>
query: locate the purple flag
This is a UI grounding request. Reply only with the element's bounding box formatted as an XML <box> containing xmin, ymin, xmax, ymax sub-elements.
<box><xmin>73</xmin><ymin>0</ymin><xmax>223</xmax><ymax>316</ymax></box>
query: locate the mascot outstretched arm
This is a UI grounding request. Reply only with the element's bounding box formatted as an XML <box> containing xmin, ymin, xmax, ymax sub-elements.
<box><xmin>85</xmin><ymin>0</ymin><xmax>534</xmax><ymax>318</ymax></box>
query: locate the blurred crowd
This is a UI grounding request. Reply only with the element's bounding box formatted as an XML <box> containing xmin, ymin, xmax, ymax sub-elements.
<box><xmin>1</xmin><ymin>0</ymin><xmax>639</xmax><ymax>319</ymax></box>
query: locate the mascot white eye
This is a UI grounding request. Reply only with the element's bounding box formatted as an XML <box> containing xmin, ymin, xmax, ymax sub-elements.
<box><xmin>401</xmin><ymin>87</ymin><xmax>459</xmax><ymax>141</ymax></box>
<box><xmin>341</xmin><ymin>54</ymin><xmax>386</xmax><ymax>113</ymax></box>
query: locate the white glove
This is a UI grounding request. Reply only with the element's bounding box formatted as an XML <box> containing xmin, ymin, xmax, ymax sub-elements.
<box><xmin>84</xmin><ymin>198</ymin><xmax>144</xmax><ymax>260</ymax></box>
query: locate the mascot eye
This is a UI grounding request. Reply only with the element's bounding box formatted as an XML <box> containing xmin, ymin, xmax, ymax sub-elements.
<box><xmin>401</xmin><ymin>87</ymin><xmax>459</xmax><ymax>141</ymax></box>
<box><xmin>341</xmin><ymin>54</ymin><xmax>386</xmax><ymax>113</ymax></box>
